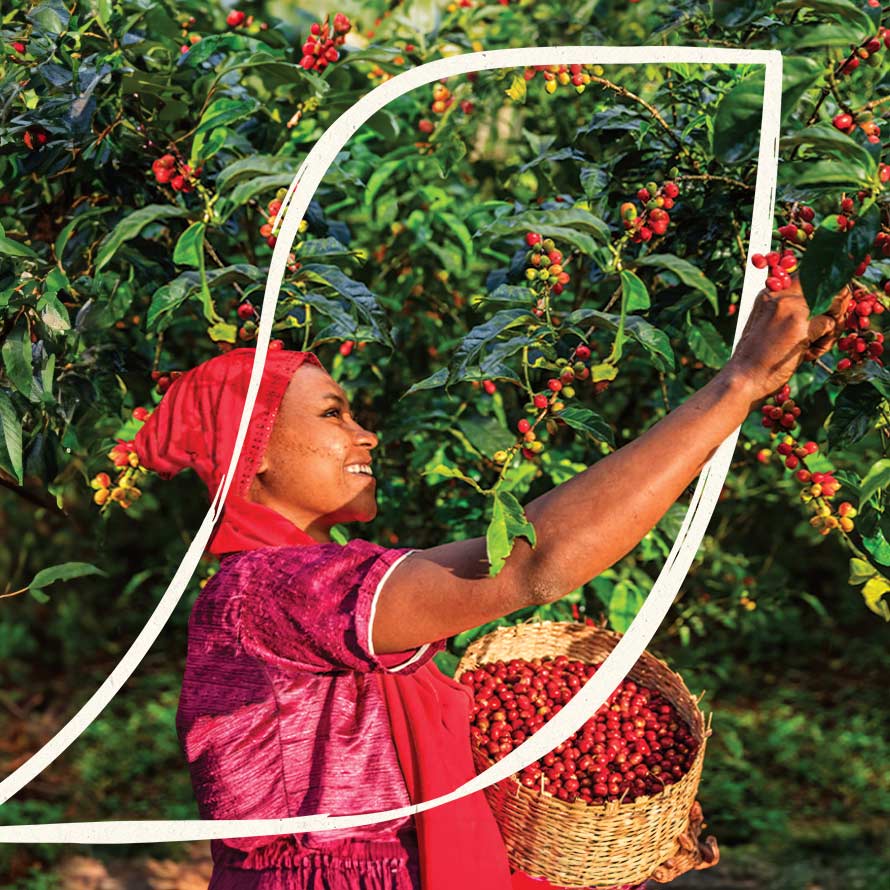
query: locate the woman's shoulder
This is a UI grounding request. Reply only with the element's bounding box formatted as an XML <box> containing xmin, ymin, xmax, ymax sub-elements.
<box><xmin>216</xmin><ymin>538</ymin><xmax>415</xmax><ymax>584</ymax></box>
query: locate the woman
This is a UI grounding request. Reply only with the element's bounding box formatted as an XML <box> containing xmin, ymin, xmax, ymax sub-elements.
<box><xmin>134</xmin><ymin>276</ymin><xmax>849</xmax><ymax>890</ymax></box>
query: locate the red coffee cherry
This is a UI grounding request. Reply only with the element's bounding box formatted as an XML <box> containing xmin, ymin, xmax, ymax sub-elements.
<box><xmin>226</xmin><ymin>9</ymin><xmax>246</xmax><ymax>27</ymax></box>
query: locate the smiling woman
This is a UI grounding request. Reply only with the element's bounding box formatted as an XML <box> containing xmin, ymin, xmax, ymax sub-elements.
<box><xmin>131</xmin><ymin>272</ymin><xmax>847</xmax><ymax>889</ymax></box>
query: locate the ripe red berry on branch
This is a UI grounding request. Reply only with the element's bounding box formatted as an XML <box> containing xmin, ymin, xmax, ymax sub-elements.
<box><xmin>300</xmin><ymin>13</ymin><xmax>351</xmax><ymax>71</ymax></box>
<box><xmin>226</xmin><ymin>9</ymin><xmax>246</xmax><ymax>27</ymax></box>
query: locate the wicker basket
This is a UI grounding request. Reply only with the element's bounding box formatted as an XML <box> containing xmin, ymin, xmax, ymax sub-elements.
<box><xmin>454</xmin><ymin>620</ymin><xmax>712</xmax><ymax>888</ymax></box>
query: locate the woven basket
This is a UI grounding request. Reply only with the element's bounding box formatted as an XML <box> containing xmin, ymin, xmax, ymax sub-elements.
<box><xmin>454</xmin><ymin>620</ymin><xmax>712</xmax><ymax>888</ymax></box>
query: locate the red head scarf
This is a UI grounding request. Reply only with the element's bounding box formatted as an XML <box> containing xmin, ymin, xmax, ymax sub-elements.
<box><xmin>134</xmin><ymin>347</ymin><xmax>325</xmax><ymax>555</ymax></box>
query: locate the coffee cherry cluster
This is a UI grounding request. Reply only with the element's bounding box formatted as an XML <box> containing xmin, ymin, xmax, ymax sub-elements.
<box><xmin>521</xmin><ymin>64</ymin><xmax>604</xmax><ymax>96</ymax></box>
<box><xmin>619</xmin><ymin>180</ymin><xmax>680</xmax><ymax>244</ymax></box>
<box><xmin>757</xmin><ymin>386</ymin><xmax>853</xmax><ymax>536</ymax></box>
<box><xmin>836</xmin><ymin>286</ymin><xmax>885</xmax><ymax>370</ymax></box>
<box><xmin>832</xmin><ymin>110</ymin><xmax>883</xmax><ymax>144</ymax></box>
<box><xmin>226</xmin><ymin>9</ymin><xmax>255</xmax><ymax>28</ymax></box>
<box><xmin>758</xmin><ymin>383</ymin><xmax>801</xmax><ymax>432</ymax></box>
<box><xmin>493</xmin><ymin>346</ymin><xmax>609</xmax><ymax>465</ymax></box>
<box><xmin>150</xmin><ymin>153</ymin><xmax>200</xmax><ymax>193</ymax></box>
<box><xmin>151</xmin><ymin>369</ymin><xmax>184</xmax><ymax>395</ymax></box>
<box><xmin>91</xmin><ymin>410</ymin><xmax>152</xmax><ymax>512</ymax></box>
<box><xmin>461</xmin><ymin>656</ymin><xmax>698</xmax><ymax>806</ymax></box>
<box><xmin>838</xmin><ymin>26</ymin><xmax>890</xmax><ymax>76</ymax></box>
<box><xmin>524</xmin><ymin>232</ymin><xmax>572</xmax><ymax>296</ymax></box>
<box><xmin>776</xmin><ymin>204</ymin><xmax>816</xmax><ymax>245</ymax></box>
<box><xmin>300</xmin><ymin>13</ymin><xmax>351</xmax><ymax>71</ymax></box>
<box><xmin>750</xmin><ymin>248</ymin><xmax>798</xmax><ymax>290</ymax></box>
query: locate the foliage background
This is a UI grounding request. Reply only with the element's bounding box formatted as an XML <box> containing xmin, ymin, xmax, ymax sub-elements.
<box><xmin>1</xmin><ymin>0</ymin><xmax>889</xmax><ymax>888</ymax></box>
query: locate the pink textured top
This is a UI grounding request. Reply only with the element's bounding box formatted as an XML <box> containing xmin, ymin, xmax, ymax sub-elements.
<box><xmin>176</xmin><ymin>539</ymin><xmax>446</xmax><ymax>889</ymax></box>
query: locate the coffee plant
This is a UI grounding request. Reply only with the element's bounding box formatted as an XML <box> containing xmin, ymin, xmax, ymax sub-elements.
<box><xmin>2</xmin><ymin>0</ymin><xmax>890</xmax><ymax>883</ymax></box>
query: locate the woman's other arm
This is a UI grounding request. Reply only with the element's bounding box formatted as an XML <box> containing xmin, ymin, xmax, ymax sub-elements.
<box><xmin>372</xmin><ymin>278</ymin><xmax>850</xmax><ymax>654</ymax></box>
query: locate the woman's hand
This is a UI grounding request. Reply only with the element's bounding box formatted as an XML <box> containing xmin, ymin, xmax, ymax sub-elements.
<box><xmin>648</xmin><ymin>800</ymin><xmax>719</xmax><ymax>884</ymax></box>
<box><xmin>724</xmin><ymin>275</ymin><xmax>852</xmax><ymax>409</ymax></box>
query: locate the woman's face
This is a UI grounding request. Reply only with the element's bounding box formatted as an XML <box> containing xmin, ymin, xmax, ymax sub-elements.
<box><xmin>247</xmin><ymin>364</ymin><xmax>379</xmax><ymax>542</ymax></box>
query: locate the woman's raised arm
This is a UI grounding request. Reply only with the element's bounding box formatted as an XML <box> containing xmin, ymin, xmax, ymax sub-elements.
<box><xmin>372</xmin><ymin>278</ymin><xmax>850</xmax><ymax>655</ymax></box>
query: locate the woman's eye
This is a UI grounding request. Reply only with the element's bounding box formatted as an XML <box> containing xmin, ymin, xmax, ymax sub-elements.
<box><xmin>325</xmin><ymin>408</ymin><xmax>341</xmax><ymax>417</ymax></box>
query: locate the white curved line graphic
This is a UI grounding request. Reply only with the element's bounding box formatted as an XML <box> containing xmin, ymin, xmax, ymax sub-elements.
<box><xmin>0</xmin><ymin>45</ymin><xmax>781</xmax><ymax>844</ymax></box>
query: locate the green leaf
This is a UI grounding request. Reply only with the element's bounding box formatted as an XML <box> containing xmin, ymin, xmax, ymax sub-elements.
<box><xmin>457</xmin><ymin>414</ymin><xmax>513</xmax><ymax>456</ymax></box>
<box><xmin>476</xmin><ymin>207</ymin><xmax>611</xmax><ymax>256</ymax></box>
<box><xmin>780</xmin><ymin>158</ymin><xmax>877</xmax><ymax>194</ymax></box>
<box><xmin>294</xmin><ymin>237</ymin><xmax>354</xmax><ymax>262</ymax></box>
<box><xmin>486</xmin><ymin>489</ymin><xmax>537</xmax><ymax>578</ymax></box>
<box><xmin>562</xmin><ymin>308</ymin><xmax>675</xmax><ymax>372</ymax></box>
<box><xmin>95</xmin><ymin>205</ymin><xmax>190</xmax><ymax>272</ymax></box>
<box><xmin>401</xmin><ymin>367</ymin><xmax>449</xmax><ymax>398</ymax></box>
<box><xmin>712</xmin><ymin>0</ymin><xmax>773</xmax><ymax>27</ymax></box>
<box><xmin>827</xmin><ymin>384</ymin><xmax>882</xmax><ymax>451</ymax></box>
<box><xmin>607</xmin><ymin>580</ymin><xmax>646</xmax><ymax>633</ymax></box>
<box><xmin>448</xmin><ymin>309</ymin><xmax>534</xmax><ymax>385</ymax></box>
<box><xmin>435</xmin><ymin>211</ymin><xmax>475</xmax><ymax>259</ymax></box>
<box><xmin>783</xmin><ymin>20</ymin><xmax>868</xmax><ymax>49</ymax></box>
<box><xmin>216</xmin><ymin>154</ymin><xmax>303</xmax><ymax>195</ymax></box>
<box><xmin>688</xmin><ymin>320</ymin><xmax>731</xmax><ymax>369</ymax></box>
<box><xmin>774</xmin><ymin>0</ymin><xmax>873</xmax><ymax>31</ymax></box>
<box><xmin>27</xmin><ymin>561</ymin><xmax>106</xmax><ymax>601</ymax></box>
<box><xmin>217</xmin><ymin>174</ymin><xmax>302</xmax><ymax>224</ymax></box>
<box><xmin>620</xmin><ymin>269</ymin><xmax>650</xmax><ymax>313</ymax></box>
<box><xmin>634</xmin><ymin>254</ymin><xmax>718</xmax><ymax>314</ymax></box>
<box><xmin>37</xmin><ymin>292</ymin><xmax>70</xmax><ymax>334</ymax></box>
<box><xmin>859</xmin><ymin>459</ymin><xmax>890</xmax><ymax>507</ymax></box>
<box><xmin>299</xmin><ymin>264</ymin><xmax>393</xmax><ymax>349</ymax></box>
<box><xmin>0</xmin><ymin>230</ymin><xmax>39</xmax><ymax>259</ymax></box>
<box><xmin>173</xmin><ymin>221</ymin><xmax>206</xmax><ymax>268</ymax></box>
<box><xmin>713</xmin><ymin>56</ymin><xmax>824</xmax><ymax>164</ymax></box>
<box><xmin>557</xmin><ymin>406</ymin><xmax>615</xmax><ymax>446</ymax></box>
<box><xmin>421</xmin><ymin>462</ymin><xmax>483</xmax><ymax>492</ymax></box>
<box><xmin>2</xmin><ymin>323</ymin><xmax>32</xmax><ymax>398</ymax></box>
<box><xmin>779</xmin><ymin>125</ymin><xmax>877</xmax><ymax>174</ymax></box>
<box><xmin>486</xmin><ymin>285</ymin><xmax>535</xmax><ymax>306</ymax></box>
<box><xmin>0</xmin><ymin>390</ymin><xmax>23</xmax><ymax>484</ymax></box>
<box><xmin>625</xmin><ymin>316</ymin><xmax>675</xmax><ymax>372</ymax></box>
<box><xmin>195</xmin><ymin>97</ymin><xmax>259</xmax><ymax>137</ymax></box>
<box><xmin>862</xmin><ymin>529</ymin><xmax>890</xmax><ymax>568</ymax></box>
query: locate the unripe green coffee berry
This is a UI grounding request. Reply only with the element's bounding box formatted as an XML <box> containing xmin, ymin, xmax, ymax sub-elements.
<box><xmin>494</xmin><ymin>450</ymin><xmax>509</xmax><ymax>463</ymax></box>
<box><xmin>529</xmin><ymin>440</ymin><xmax>544</xmax><ymax>453</ymax></box>
<box><xmin>526</xmin><ymin>268</ymin><xmax>538</xmax><ymax>280</ymax></box>
<box><xmin>562</xmin><ymin>385</ymin><xmax>576</xmax><ymax>399</ymax></box>
<box><xmin>646</xmin><ymin>181</ymin><xmax>658</xmax><ymax>194</ymax></box>
<box><xmin>556</xmin><ymin>358</ymin><xmax>569</xmax><ymax>366</ymax></box>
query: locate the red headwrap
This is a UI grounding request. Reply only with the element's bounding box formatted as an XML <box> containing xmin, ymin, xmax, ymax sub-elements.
<box><xmin>134</xmin><ymin>347</ymin><xmax>324</xmax><ymax>555</ymax></box>
<box><xmin>134</xmin><ymin>346</ymin><xmax>514</xmax><ymax>890</ymax></box>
